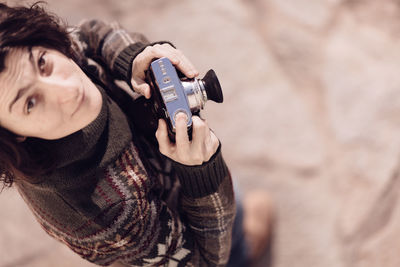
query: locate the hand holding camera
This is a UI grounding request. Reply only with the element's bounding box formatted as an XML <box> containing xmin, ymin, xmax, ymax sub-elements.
<box><xmin>156</xmin><ymin>112</ymin><xmax>220</xmax><ymax>165</ymax></box>
<box><xmin>130</xmin><ymin>43</ymin><xmax>199</xmax><ymax>99</ymax></box>
<box><xmin>130</xmin><ymin>44</ymin><xmax>223</xmax><ymax>165</ymax></box>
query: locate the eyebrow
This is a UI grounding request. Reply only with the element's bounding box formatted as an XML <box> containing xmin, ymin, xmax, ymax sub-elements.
<box><xmin>8</xmin><ymin>48</ymin><xmax>35</xmax><ymax>113</ymax></box>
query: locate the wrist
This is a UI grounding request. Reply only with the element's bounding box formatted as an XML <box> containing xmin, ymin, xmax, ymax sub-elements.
<box><xmin>113</xmin><ymin>42</ymin><xmax>148</xmax><ymax>83</ymax></box>
<box><xmin>172</xmin><ymin>143</ymin><xmax>229</xmax><ymax>198</ymax></box>
<box><xmin>113</xmin><ymin>41</ymin><xmax>176</xmax><ymax>87</ymax></box>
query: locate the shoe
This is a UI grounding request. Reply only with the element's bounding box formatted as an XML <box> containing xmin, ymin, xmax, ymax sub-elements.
<box><xmin>242</xmin><ymin>191</ymin><xmax>274</xmax><ymax>264</ymax></box>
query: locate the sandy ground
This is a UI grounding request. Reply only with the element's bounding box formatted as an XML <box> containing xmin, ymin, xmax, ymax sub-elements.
<box><xmin>2</xmin><ymin>0</ymin><xmax>400</xmax><ymax>266</ymax></box>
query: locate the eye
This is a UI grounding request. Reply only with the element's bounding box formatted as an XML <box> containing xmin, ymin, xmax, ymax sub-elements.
<box><xmin>26</xmin><ymin>97</ymin><xmax>37</xmax><ymax>114</ymax></box>
<box><xmin>37</xmin><ymin>51</ymin><xmax>47</xmax><ymax>74</ymax></box>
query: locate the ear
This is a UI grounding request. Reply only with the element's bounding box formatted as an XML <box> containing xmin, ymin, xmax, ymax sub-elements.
<box><xmin>16</xmin><ymin>136</ymin><xmax>27</xmax><ymax>142</ymax></box>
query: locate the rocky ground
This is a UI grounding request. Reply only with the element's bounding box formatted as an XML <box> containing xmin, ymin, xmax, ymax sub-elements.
<box><xmin>2</xmin><ymin>0</ymin><xmax>400</xmax><ymax>266</ymax></box>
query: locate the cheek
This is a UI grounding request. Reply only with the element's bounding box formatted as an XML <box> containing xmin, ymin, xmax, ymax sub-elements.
<box><xmin>28</xmin><ymin>113</ymin><xmax>67</xmax><ymax>138</ymax></box>
<box><xmin>60</xmin><ymin>62</ymin><xmax>77</xmax><ymax>80</ymax></box>
<box><xmin>29</xmin><ymin>114</ymin><xmax>55</xmax><ymax>130</ymax></box>
<box><xmin>53</xmin><ymin>55</ymin><xmax>79</xmax><ymax>80</ymax></box>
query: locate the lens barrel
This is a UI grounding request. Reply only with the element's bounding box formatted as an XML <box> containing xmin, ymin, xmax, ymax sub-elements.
<box><xmin>201</xmin><ymin>70</ymin><xmax>223</xmax><ymax>103</ymax></box>
<box><xmin>182</xmin><ymin>69</ymin><xmax>223</xmax><ymax>112</ymax></box>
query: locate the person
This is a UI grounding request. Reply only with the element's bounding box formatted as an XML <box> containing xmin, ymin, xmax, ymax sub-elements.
<box><xmin>0</xmin><ymin>2</ymin><xmax>272</xmax><ymax>266</ymax></box>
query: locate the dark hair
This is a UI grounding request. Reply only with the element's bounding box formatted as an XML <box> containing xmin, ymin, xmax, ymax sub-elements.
<box><xmin>0</xmin><ymin>2</ymin><xmax>76</xmax><ymax>189</ymax></box>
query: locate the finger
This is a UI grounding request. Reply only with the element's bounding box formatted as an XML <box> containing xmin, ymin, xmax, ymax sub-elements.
<box><xmin>161</xmin><ymin>45</ymin><xmax>199</xmax><ymax>78</ymax></box>
<box><xmin>156</xmin><ymin>119</ymin><xmax>172</xmax><ymax>156</ymax></box>
<box><xmin>133</xmin><ymin>46</ymin><xmax>160</xmax><ymax>75</ymax></box>
<box><xmin>150</xmin><ymin>44</ymin><xmax>198</xmax><ymax>78</ymax></box>
<box><xmin>135</xmin><ymin>44</ymin><xmax>198</xmax><ymax>81</ymax></box>
<box><xmin>175</xmin><ymin>57</ymin><xmax>199</xmax><ymax>78</ymax></box>
<box><xmin>174</xmin><ymin>112</ymin><xmax>190</xmax><ymax>153</ymax></box>
<box><xmin>150</xmin><ymin>44</ymin><xmax>181</xmax><ymax>65</ymax></box>
<box><xmin>191</xmin><ymin>116</ymin><xmax>207</xmax><ymax>154</ymax></box>
<box><xmin>130</xmin><ymin>78</ymin><xmax>151</xmax><ymax>99</ymax></box>
<box><xmin>208</xmin><ymin>130</ymin><xmax>220</xmax><ymax>157</ymax></box>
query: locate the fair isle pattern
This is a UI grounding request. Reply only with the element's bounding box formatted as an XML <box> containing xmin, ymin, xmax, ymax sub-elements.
<box><xmin>18</xmin><ymin>141</ymin><xmax>191</xmax><ymax>266</ymax></box>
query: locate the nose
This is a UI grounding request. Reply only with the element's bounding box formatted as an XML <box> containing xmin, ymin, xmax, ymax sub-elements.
<box><xmin>38</xmin><ymin>76</ymin><xmax>80</xmax><ymax>108</ymax></box>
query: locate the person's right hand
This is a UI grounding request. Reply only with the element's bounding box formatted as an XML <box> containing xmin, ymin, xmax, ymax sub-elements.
<box><xmin>155</xmin><ymin>113</ymin><xmax>219</xmax><ymax>166</ymax></box>
<box><xmin>130</xmin><ymin>43</ymin><xmax>199</xmax><ymax>99</ymax></box>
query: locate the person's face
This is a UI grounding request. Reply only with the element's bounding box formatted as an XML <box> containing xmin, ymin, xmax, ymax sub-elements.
<box><xmin>0</xmin><ymin>46</ymin><xmax>102</xmax><ymax>140</ymax></box>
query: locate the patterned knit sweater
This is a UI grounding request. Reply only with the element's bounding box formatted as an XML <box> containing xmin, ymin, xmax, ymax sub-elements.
<box><xmin>15</xmin><ymin>20</ymin><xmax>235</xmax><ymax>267</ymax></box>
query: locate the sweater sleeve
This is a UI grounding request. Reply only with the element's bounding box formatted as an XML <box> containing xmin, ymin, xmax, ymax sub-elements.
<box><xmin>172</xmin><ymin>144</ymin><xmax>229</xmax><ymax>198</ymax></box>
<box><xmin>69</xmin><ymin>19</ymin><xmax>174</xmax><ymax>91</ymax></box>
<box><xmin>69</xmin><ymin>19</ymin><xmax>150</xmax><ymax>79</ymax></box>
<box><xmin>172</xmin><ymin>146</ymin><xmax>236</xmax><ymax>265</ymax></box>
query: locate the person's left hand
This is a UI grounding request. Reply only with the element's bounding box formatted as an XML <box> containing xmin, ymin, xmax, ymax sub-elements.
<box><xmin>155</xmin><ymin>113</ymin><xmax>219</xmax><ymax>166</ymax></box>
<box><xmin>131</xmin><ymin>43</ymin><xmax>199</xmax><ymax>99</ymax></box>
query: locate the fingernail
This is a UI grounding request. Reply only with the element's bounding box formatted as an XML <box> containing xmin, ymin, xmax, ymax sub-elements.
<box><xmin>176</xmin><ymin>112</ymin><xmax>188</xmax><ymax>122</ymax></box>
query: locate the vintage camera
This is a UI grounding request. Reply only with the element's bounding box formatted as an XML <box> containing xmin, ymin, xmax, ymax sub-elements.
<box><xmin>143</xmin><ymin>57</ymin><xmax>223</xmax><ymax>141</ymax></box>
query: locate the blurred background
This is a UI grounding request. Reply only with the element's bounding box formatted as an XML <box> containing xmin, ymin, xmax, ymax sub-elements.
<box><xmin>2</xmin><ymin>0</ymin><xmax>400</xmax><ymax>266</ymax></box>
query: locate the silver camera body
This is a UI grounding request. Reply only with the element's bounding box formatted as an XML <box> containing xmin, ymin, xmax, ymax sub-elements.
<box><xmin>146</xmin><ymin>57</ymin><xmax>223</xmax><ymax>140</ymax></box>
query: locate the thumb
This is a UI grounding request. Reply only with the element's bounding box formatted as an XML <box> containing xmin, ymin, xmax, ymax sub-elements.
<box><xmin>130</xmin><ymin>77</ymin><xmax>151</xmax><ymax>99</ymax></box>
<box><xmin>156</xmin><ymin>119</ymin><xmax>172</xmax><ymax>156</ymax></box>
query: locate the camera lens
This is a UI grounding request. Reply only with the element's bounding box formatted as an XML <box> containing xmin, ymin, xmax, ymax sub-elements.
<box><xmin>181</xmin><ymin>69</ymin><xmax>224</xmax><ymax>112</ymax></box>
<box><xmin>202</xmin><ymin>70</ymin><xmax>223</xmax><ymax>103</ymax></box>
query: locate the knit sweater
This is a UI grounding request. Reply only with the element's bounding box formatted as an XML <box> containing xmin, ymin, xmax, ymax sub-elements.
<box><xmin>15</xmin><ymin>20</ymin><xmax>235</xmax><ymax>266</ymax></box>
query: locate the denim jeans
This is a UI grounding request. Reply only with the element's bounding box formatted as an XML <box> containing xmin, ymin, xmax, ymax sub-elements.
<box><xmin>227</xmin><ymin>184</ymin><xmax>250</xmax><ymax>267</ymax></box>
